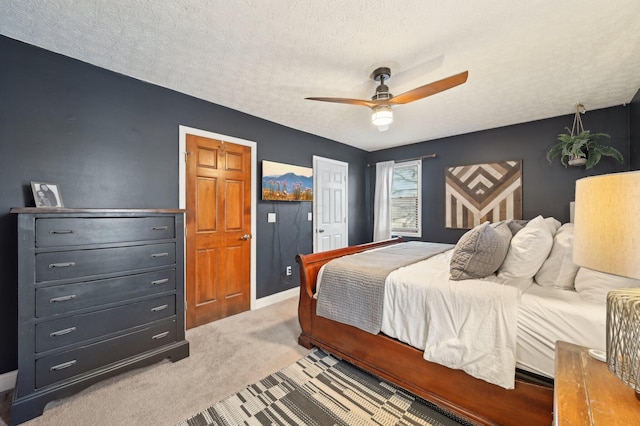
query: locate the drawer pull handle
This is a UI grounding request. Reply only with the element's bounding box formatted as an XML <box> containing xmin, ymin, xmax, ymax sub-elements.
<box><xmin>151</xmin><ymin>252</ymin><xmax>169</xmax><ymax>258</ymax></box>
<box><xmin>152</xmin><ymin>226</ymin><xmax>168</xmax><ymax>231</ymax></box>
<box><xmin>50</xmin><ymin>327</ymin><xmax>76</xmax><ymax>337</ymax></box>
<box><xmin>49</xmin><ymin>262</ymin><xmax>76</xmax><ymax>269</ymax></box>
<box><xmin>50</xmin><ymin>360</ymin><xmax>77</xmax><ymax>371</ymax></box>
<box><xmin>151</xmin><ymin>278</ymin><xmax>169</xmax><ymax>286</ymax></box>
<box><xmin>152</xmin><ymin>331</ymin><xmax>170</xmax><ymax>340</ymax></box>
<box><xmin>50</xmin><ymin>294</ymin><xmax>77</xmax><ymax>303</ymax></box>
<box><xmin>50</xmin><ymin>230</ymin><xmax>74</xmax><ymax>235</ymax></box>
<box><xmin>151</xmin><ymin>304</ymin><xmax>169</xmax><ymax>312</ymax></box>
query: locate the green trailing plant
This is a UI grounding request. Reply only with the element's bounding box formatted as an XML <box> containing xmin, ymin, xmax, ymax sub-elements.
<box><xmin>546</xmin><ymin>128</ymin><xmax>623</xmax><ymax>169</ymax></box>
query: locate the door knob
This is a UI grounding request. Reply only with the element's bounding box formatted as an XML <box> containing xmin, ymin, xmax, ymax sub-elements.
<box><xmin>240</xmin><ymin>234</ymin><xmax>252</xmax><ymax>240</ymax></box>
<box><xmin>317</xmin><ymin>229</ymin><xmax>325</xmax><ymax>233</ymax></box>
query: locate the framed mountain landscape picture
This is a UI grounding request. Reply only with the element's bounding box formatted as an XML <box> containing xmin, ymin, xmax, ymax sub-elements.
<box><xmin>262</xmin><ymin>160</ymin><xmax>313</xmax><ymax>201</ymax></box>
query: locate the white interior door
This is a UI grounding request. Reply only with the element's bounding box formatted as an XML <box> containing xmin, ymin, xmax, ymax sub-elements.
<box><xmin>313</xmin><ymin>156</ymin><xmax>348</xmax><ymax>253</ymax></box>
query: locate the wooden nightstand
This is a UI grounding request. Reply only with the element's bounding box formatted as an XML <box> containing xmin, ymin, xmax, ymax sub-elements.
<box><xmin>554</xmin><ymin>341</ymin><xmax>640</xmax><ymax>425</ymax></box>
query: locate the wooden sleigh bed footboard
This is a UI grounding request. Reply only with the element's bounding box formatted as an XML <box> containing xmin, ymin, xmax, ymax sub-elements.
<box><xmin>295</xmin><ymin>238</ymin><xmax>553</xmax><ymax>426</ymax></box>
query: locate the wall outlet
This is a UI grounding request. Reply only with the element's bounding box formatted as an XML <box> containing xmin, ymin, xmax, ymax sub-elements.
<box><xmin>286</xmin><ymin>266</ymin><xmax>292</xmax><ymax>276</ymax></box>
<box><xmin>267</xmin><ymin>213</ymin><xmax>276</xmax><ymax>223</ymax></box>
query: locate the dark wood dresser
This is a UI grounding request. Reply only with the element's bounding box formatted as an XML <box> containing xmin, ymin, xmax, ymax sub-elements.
<box><xmin>10</xmin><ymin>208</ymin><xmax>189</xmax><ymax>425</ymax></box>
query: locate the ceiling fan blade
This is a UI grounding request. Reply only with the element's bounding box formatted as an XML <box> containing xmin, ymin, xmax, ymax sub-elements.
<box><xmin>305</xmin><ymin>97</ymin><xmax>378</xmax><ymax>108</ymax></box>
<box><xmin>388</xmin><ymin>71</ymin><xmax>468</xmax><ymax>105</ymax></box>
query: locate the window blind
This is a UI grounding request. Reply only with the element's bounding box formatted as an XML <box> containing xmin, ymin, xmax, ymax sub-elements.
<box><xmin>390</xmin><ymin>160</ymin><xmax>421</xmax><ymax>236</ymax></box>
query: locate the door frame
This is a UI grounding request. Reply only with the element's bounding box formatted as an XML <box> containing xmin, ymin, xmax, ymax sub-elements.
<box><xmin>178</xmin><ymin>125</ymin><xmax>257</xmax><ymax>310</ymax></box>
<box><xmin>312</xmin><ymin>155</ymin><xmax>349</xmax><ymax>253</ymax></box>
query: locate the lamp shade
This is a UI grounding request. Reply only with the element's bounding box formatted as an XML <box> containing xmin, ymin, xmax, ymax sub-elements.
<box><xmin>573</xmin><ymin>171</ymin><xmax>640</xmax><ymax>279</ymax></box>
<box><xmin>371</xmin><ymin>105</ymin><xmax>393</xmax><ymax>126</ymax></box>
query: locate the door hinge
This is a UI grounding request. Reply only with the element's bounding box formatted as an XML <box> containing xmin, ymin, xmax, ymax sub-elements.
<box><xmin>184</xmin><ymin>151</ymin><xmax>193</xmax><ymax>163</ymax></box>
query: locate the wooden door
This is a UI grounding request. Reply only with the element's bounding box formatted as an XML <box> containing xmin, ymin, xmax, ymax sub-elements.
<box><xmin>185</xmin><ymin>134</ymin><xmax>251</xmax><ymax>328</ymax></box>
<box><xmin>313</xmin><ymin>156</ymin><xmax>348</xmax><ymax>253</ymax></box>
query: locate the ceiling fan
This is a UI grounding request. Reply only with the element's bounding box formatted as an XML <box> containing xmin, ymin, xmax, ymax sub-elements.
<box><xmin>306</xmin><ymin>67</ymin><xmax>468</xmax><ymax>131</ymax></box>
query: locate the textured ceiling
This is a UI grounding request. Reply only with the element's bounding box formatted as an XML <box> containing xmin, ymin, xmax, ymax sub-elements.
<box><xmin>2</xmin><ymin>0</ymin><xmax>640</xmax><ymax>151</ymax></box>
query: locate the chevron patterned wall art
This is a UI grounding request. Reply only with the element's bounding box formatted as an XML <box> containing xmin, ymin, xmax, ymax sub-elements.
<box><xmin>445</xmin><ymin>160</ymin><xmax>522</xmax><ymax>229</ymax></box>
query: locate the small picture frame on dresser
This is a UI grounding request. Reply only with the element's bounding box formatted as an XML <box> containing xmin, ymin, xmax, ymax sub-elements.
<box><xmin>31</xmin><ymin>181</ymin><xmax>64</xmax><ymax>207</ymax></box>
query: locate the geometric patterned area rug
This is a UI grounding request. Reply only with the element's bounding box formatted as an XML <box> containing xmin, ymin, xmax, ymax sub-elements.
<box><xmin>178</xmin><ymin>349</ymin><xmax>475</xmax><ymax>426</ymax></box>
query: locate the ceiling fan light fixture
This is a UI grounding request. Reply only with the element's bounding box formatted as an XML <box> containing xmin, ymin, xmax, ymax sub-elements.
<box><xmin>371</xmin><ymin>105</ymin><xmax>393</xmax><ymax>127</ymax></box>
<box><xmin>306</xmin><ymin>68</ymin><xmax>467</xmax><ymax>131</ymax></box>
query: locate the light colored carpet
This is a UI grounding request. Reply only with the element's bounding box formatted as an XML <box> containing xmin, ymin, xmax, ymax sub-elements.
<box><xmin>0</xmin><ymin>296</ymin><xmax>308</xmax><ymax>426</ymax></box>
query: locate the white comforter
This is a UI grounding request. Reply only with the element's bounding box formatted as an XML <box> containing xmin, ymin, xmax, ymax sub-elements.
<box><xmin>381</xmin><ymin>249</ymin><xmax>532</xmax><ymax>389</ymax></box>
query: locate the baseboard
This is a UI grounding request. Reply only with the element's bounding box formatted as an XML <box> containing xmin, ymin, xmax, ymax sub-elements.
<box><xmin>254</xmin><ymin>287</ymin><xmax>299</xmax><ymax>310</ymax></box>
<box><xmin>0</xmin><ymin>370</ymin><xmax>17</xmax><ymax>393</ymax></box>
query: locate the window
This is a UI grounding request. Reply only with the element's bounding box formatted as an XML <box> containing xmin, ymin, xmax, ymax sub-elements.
<box><xmin>390</xmin><ymin>160</ymin><xmax>421</xmax><ymax>237</ymax></box>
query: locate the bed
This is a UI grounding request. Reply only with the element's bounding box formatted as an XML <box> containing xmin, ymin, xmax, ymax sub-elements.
<box><xmin>296</xmin><ymin>217</ymin><xmax>619</xmax><ymax>426</ymax></box>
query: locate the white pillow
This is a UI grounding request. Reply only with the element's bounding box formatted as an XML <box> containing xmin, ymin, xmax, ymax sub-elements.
<box><xmin>526</xmin><ymin>215</ymin><xmax>561</xmax><ymax>236</ymax></box>
<box><xmin>574</xmin><ymin>268</ymin><xmax>640</xmax><ymax>304</ymax></box>
<box><xmin>541</xmin><ymin>217</ymin><xmax>561</xmax><ymax>236</ymax></box>
<box><xmin>497</xmin><ymin>216</ymin><xmax>553</xmax><ymax>279</ymax></box>
<box><xmin>535</xmin><ymin>223</ymin><xmax>579</xmax><ymax>290</ymax></box>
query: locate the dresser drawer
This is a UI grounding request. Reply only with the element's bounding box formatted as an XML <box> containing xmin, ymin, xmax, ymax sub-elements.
<box><xmin>36</xmin><ymin>243</ymin><xmax>175</xmax><ymax>282</ymax></box>
<box><xmin>36</xmin><ymin>217</ymin><xmax>175</xmax><ymax>247</ymax></box>
<box><xmin>35</xmin><ymin>320</ymin><xmax>177</xmax><ymax>388</ymax></box>
<box><xmin>36</xmin><ymin>269</ymin><xmax>176</xmax><ymax>318</ymax></box>
<box><xmin>35</xmin><ymin>294</ymin><xmax>176</xmax><ymax>352</ymax></box>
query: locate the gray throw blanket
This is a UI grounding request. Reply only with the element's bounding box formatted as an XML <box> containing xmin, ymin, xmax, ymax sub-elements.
<box><xmin>316</xmin><ymin>242</ymin><xmax>454</xmax><ymax>334</ymax></box>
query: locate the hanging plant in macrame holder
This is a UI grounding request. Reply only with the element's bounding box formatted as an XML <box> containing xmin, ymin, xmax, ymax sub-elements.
<box><xmin>546</xmin><ymin>103</ymin><xmax>623</xmax><ymax>169</ymax></box>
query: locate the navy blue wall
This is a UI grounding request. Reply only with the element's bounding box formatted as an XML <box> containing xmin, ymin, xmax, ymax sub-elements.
<box><xmin>0</xmin><ymin>36</ymin><xmax>368</xmax><ymax>374</ymax></box>
<box><xmin>366</xmin><ymin>106</ymin><xmax>631</xmax><ymax>244</ymax></box>
<box><xmin>630</xmin><ymin>90</ymin><xmax>640</xmax><ymax>170</ymax></box>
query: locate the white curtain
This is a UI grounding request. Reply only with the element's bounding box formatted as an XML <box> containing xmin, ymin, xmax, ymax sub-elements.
<box><xmin>373</xmin><ymin>161</ymin><xmax>395</xmax><ymax>241</ymax></box>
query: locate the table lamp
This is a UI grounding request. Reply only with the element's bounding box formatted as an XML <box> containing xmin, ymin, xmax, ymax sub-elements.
<box><xmin>573</xmin><ymin>171</ymin><xmax>640</xmax><ymax>399</ymax></box>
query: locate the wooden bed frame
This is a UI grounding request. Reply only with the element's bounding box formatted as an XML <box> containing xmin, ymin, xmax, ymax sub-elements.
<box><xmin>296</xmin><ymin>238</ymin><xmax>554</xmax><ymax>426</ymax></box>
